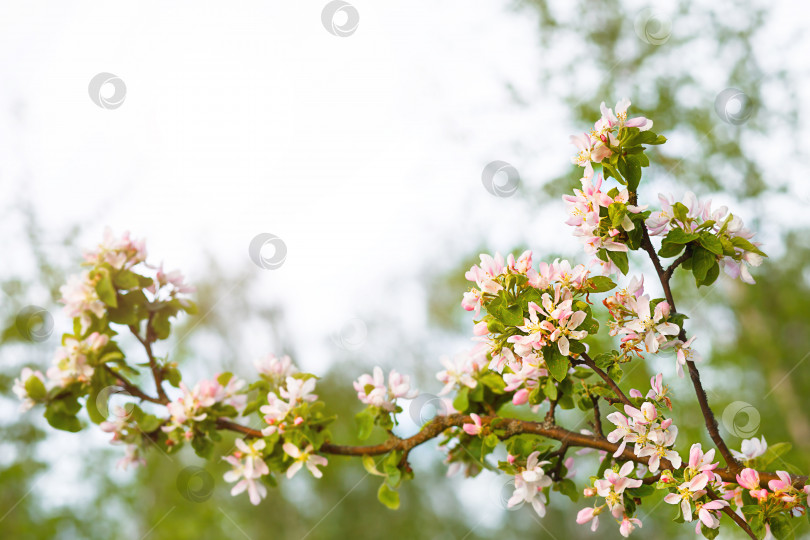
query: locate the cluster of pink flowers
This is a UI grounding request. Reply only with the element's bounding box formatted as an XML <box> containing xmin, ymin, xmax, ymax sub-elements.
<box><xmin>47</xmin><ymin>332</ymin><xmax>109</xmax><ymax>387</ymax></box>
<box><xmin>646</xmin><ymin>191</ymin><xmax>764</xmax><ymax>284</ymax></box>
<box><xmin>607</xmin><ymin>375</ymin><xmax>681</xmax><ymax>473</ymax></box>
<box><xmin>604</xmin><ymin>277</ymin><xmax>678</xmax><ymax>353</ymax></box>
<box><xmin>99</xmin><ymin>406</ymin><xmax>147</xmax><ymax>470</ymax></box>
<box><xmin>661</xmin><ymin>444</ymin><xmax>728</xmax><ymax>532</ymax></box>
<box><xmin>510</xmin><ymin>288</ymin><xmax>589</xmax><ymax>358</ymax></box>
<box><xmin>570</xmin><ymin>98</ymin><xmax>652</xmax><ymax>180</ymax></box>
<box><xmin>83</xmin><ymin>227</ymin><xmax>147</xmax><ymax>270</ymax></box>
<box><xmin>260</xmin><ymin>376</ymin><xmax>317</xmax><ymax>437</ymax></box>
<box><xmin>578</xmin><ymin>462</ymin><xmax>643</xmax><ymax>537</ymax></box>
<box><xmin>162</xmin><ymin>375</ymin><xmax>246</xmax><ymax>436</ymax></box>
<box><xmin>563</xmin><ymin>174</ymin><xmax>646</xmax><ymax>265</ymax></box>
<box><xmin>223</xmin><ymin>438</ymin><xmax>270</xmax><ymax>505</ymax></box>
<box><xmin>507</xmin><ymin>451</ymin><xmax>553</xmax><ymax>517</ymax></box>
<box><xmin>254</xmin><ymin>353</ymin><xmax>298</xmax><ymax>383</ymax></box>
<box><xmin>435</xmin><ymin>345</ymin><xmax>488</xmax><ymax>396</ymax></box>
<box><xmin>603</xmin><ymin>276</ymin><xmax>702</xmax><ymax>377</ymax></box>
<box><xmin>60</xmin><ymin>271</ymin><xmax>107</xmax><ymax>333</ymax></box>
<box><xmin>461</xmin><ymin>253</ymin><xmax>597</xmax><ymax>406</ymax></box>
<box><xmin>353</xmin><ymin>367</ymin><xmax>417</xmax><ymax>412</ymax></box>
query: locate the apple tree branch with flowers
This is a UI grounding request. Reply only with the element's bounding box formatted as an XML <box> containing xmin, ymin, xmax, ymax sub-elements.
<box><xmin>14</xmin><ymin>100</ymin><xmax>806</xmax><ymax>539</ymax></box>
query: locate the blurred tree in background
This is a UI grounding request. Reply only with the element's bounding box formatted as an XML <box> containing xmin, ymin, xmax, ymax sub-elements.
<box><xmin>2</xmin><ymin>1</ymin><xmax>808</xmax><ymax>539</ymax></box>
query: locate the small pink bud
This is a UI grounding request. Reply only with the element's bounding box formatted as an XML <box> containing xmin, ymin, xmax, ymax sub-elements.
<box><xmin>629</xmin><ymin>388</ymin><xmax>642</xmax><ymax>398</ymax></box>
<box><xmin>512</xmin><ymin>388</ymin><xmax>529</xmax><ymax>406</ymax></box>
<box><xmin>294</xmin><ymin>416</ymin><xmax>304</xmax><ymax>426</ymax></box>
<box><xmin>507</xmin><ymin>454</ymin><xmax>516</xmax><ymax>465</ymax></box>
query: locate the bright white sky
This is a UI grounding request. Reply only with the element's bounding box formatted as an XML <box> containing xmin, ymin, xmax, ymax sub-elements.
<box><xmin>2</xmin><ymin>0</ymin><xmax>809</xmax><ymax>520</ymax></box>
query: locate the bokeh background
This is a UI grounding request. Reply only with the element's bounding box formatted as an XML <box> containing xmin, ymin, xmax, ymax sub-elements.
<box><xmin>2</xmin><ymin>1</ymin><xmax>810</xmax><ymax>538</ymax></box>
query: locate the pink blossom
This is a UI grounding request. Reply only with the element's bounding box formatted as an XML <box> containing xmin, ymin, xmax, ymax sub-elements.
<box><xmin>354</xmin><ymin>367</ymin><xmax>416</xmax><ymax>411</ymax></box>
<box><xmin>512</xmin><ymin>388</ymin><xmax>530</xmax><ymax>406</ymax></box>
<box><xmin>731</xmin><ymin>436</ymin><xmax>768</xmax><ymax>462</ymax></box>
<box><xmin>736</xmin><ymin>468</ymin><xmax>760</xmax><ymax>490</ymax></box>
<box><xmin>663</xmin><ymin>473</ymin><xmax>710</xmax><ymax>521</ymax></box>
<box><xmin>59</xmin><ymin>271</ymin><xmax>107</xmax><ymax>332</ymax></box>
<box><xmin>254</xmin><ymin>353</ymin><xmax>297</xmax><ymax>381</ymax></box>
<box><xmin>576</xmin><ymin>506</ymin><xmax>601</xmax><ymax>532</ymax></box>
<box><xmin>283</xmin><ymin>443</ymin><xmax>328</xmax><ymax>479</ymax></box>
<box><xmin>462</xmin><ymin>413</ymin><xmax>483</xmax><ymax>436</ymax></box>
<box><xmin>696</xmin><ymin>500</ymin><xmax>728</xmax><ymax>530</ymax></box>
<box><xmin>687</xmin><ymin>443</ymin><xmax>718</xmax><ymax>474</ymax></box>
<box><xmin>618</xmin><ymin>515</ymin><xmax>642</xmax><ymax>537</ymax></box>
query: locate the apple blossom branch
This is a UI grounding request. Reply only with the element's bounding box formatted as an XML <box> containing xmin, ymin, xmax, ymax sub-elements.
<box><xmin>640</xmin><ymin>226</ymin><xmax>740</xmax><ymax>472</ymax></box>
<box><xmin>213</xmin><ymin>412</ymin><xmax>804</xmax><ymax>490</ymax></box>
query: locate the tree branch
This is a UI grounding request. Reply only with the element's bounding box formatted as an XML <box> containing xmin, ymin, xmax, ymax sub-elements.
<box><xmin>215</xmin><ymin>414</ymin><xmax>803</xmax><ymax>489</ymax></box>
<box><xmin>707</xmin><ymin>486</ymin><xmax>757</xmax><ymax>539</ymax></box>
<box><xmin>103</xmin><ymin>365</ymin><xmax>165</xmax><ymax>405</ymax></box>
<box><xmin>640</xmin><ymin>226</ymin><xmax>740</xmax><ymax>471</ymax></box>
<box><xmin>130</xmin><ymin>314</ymin><xmax>168</xmax><ymax>403</ymax></box>
<box><xmin>578</xmin><ymin>352</ymin><xmax>633</xmax><ymax>407</ymax></box>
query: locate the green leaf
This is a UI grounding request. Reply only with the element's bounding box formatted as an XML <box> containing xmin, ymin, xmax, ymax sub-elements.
<box><xmin>586</xmin><ymin>276</ymin><xmax>616</xmax><ymax>293</ymax></box>
<box><xmin>700</xmin><ymin>523</ymin><xmax>720</xmax><ymax>539</ymax></box>
<box><xmin>546</xmin><ymin>349</ymin><xmax>570</xmax><ymax>382</ymax></box>
<box><xmin>362</xmin><ymin>455</ymin><xmax>386</xmax><ymax>477</ymax></box>
<box><xmin>698</xmin><ymin>232</ymin><xmax>723</xmax><ymax>255</ymax></box>
<box><xmin>356</xmin><ymin>408</ymin><xmax>375</xmax><ymax>441</ymax></box>
<box><xmin>377</xmin><ymin>482</ymin><xmax>400</xmax><ymax>510</ymax></box>
<box><xmin>702</xmin><ymin>261</ymin><xmax>720</xmax><ymax>286</ymax></box>
<box><xmin>665</xmin><ymin>228</ymin><xmax>700</xmax><ymax>244</ymax></box>
<box><xmin>691</xmin><ymin>246</ymin><xmax>716</xmax><ymax>286</ymax></box>
<box><xmin>453</xmin><ymin>387</ymin><xmax>470</xmax><ymax>412</ymax></box>
<box><xmin>502</xmin><ymin>304</ymin><xmax>524</xmax><ymax>327</ymax></box>
<box><xmin>528</xmin><ymin>385</ymin><xmax>545</xmax><ymax>405</ymax></box>
<box><xmin>24</xmin><ymin>375</ymin><xmax>47</xmax><ymax>400</ymax></box>
<box><xmin>608</xmin><ymin>203</ymin><xmax>627</xmax><ymax>228</ymax></box>
<box><xmin>627</xmin><ymin>484</ymin><xmax>655</xmax><ymax>498</ymax></box>
<box><xmin>754</xmin><ymin>442</ymin><xmax>792</xmax><ymax>469</ymax></box>
<box><xmin>769</xmin><ymin>514</ymin><xmax>794</xmax><ymax>540</ymax></box>
<box><xmin>113</xmin><ymin>270</ymin><xmax>140</xmax><ymax>290</ymax></box>
<box><xmin>556</xmin><ymin>478</ymin><xmax>579</xmax><ymax>502</ymax></box>
<box><xmin>658</xmin><ymin>240</ymin><xmax>686</xmax><ymax>259</ymax></box>
<box><xmin>731</xmin><ymin>236</ymin><xmax>767</xmax><ymax>257</ymax></box>
<box><xmin>151</xmin><ymin>310</ymin><xmax>172</xmax><ymax>340</ymax></box>
<box><xmin>191</xmin><ymin>434</ymin><xmax>214</xmax><ymax>458</ymax></box>
<box><xmin>94</xmin><ymin>267</ymin><xmax>118</xmax><ymax>308</ymax></box>
<box><xmin>484</xmin><ymin>433</ymin><xmax>499</xmax><ymax>448</ymax></box>
<box><xmin>671</xmin><ymin>202</ymin><xmax>689</xmax><ymax>223</ymax></box>
<box><xmin>544</xmin><ymin>376</ymin><xmax>558</xmax><ymax>400</ymax></box>
<box><xmin>606</xmin><ymin>250</ymin><xmax>629</xmax><ymax>275</ymax></box>
<box><xmin>624</xmin><ymin>155</ymin><xmax>642</xmax><ymax>191</ymax></box>
<box><xmin>625</xmin><ymin>130</ymin><xmax>659</xmax><ymax>146</ymax></box>
<box><xmin>137</xmin><ymin>413</ymin><xmax>162</xmax><ymax>433</ymax></box>
<box><xmin>44</xmin><ymin>398</ymin><xmax>82</xmax><ymax>432</ymax></box>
